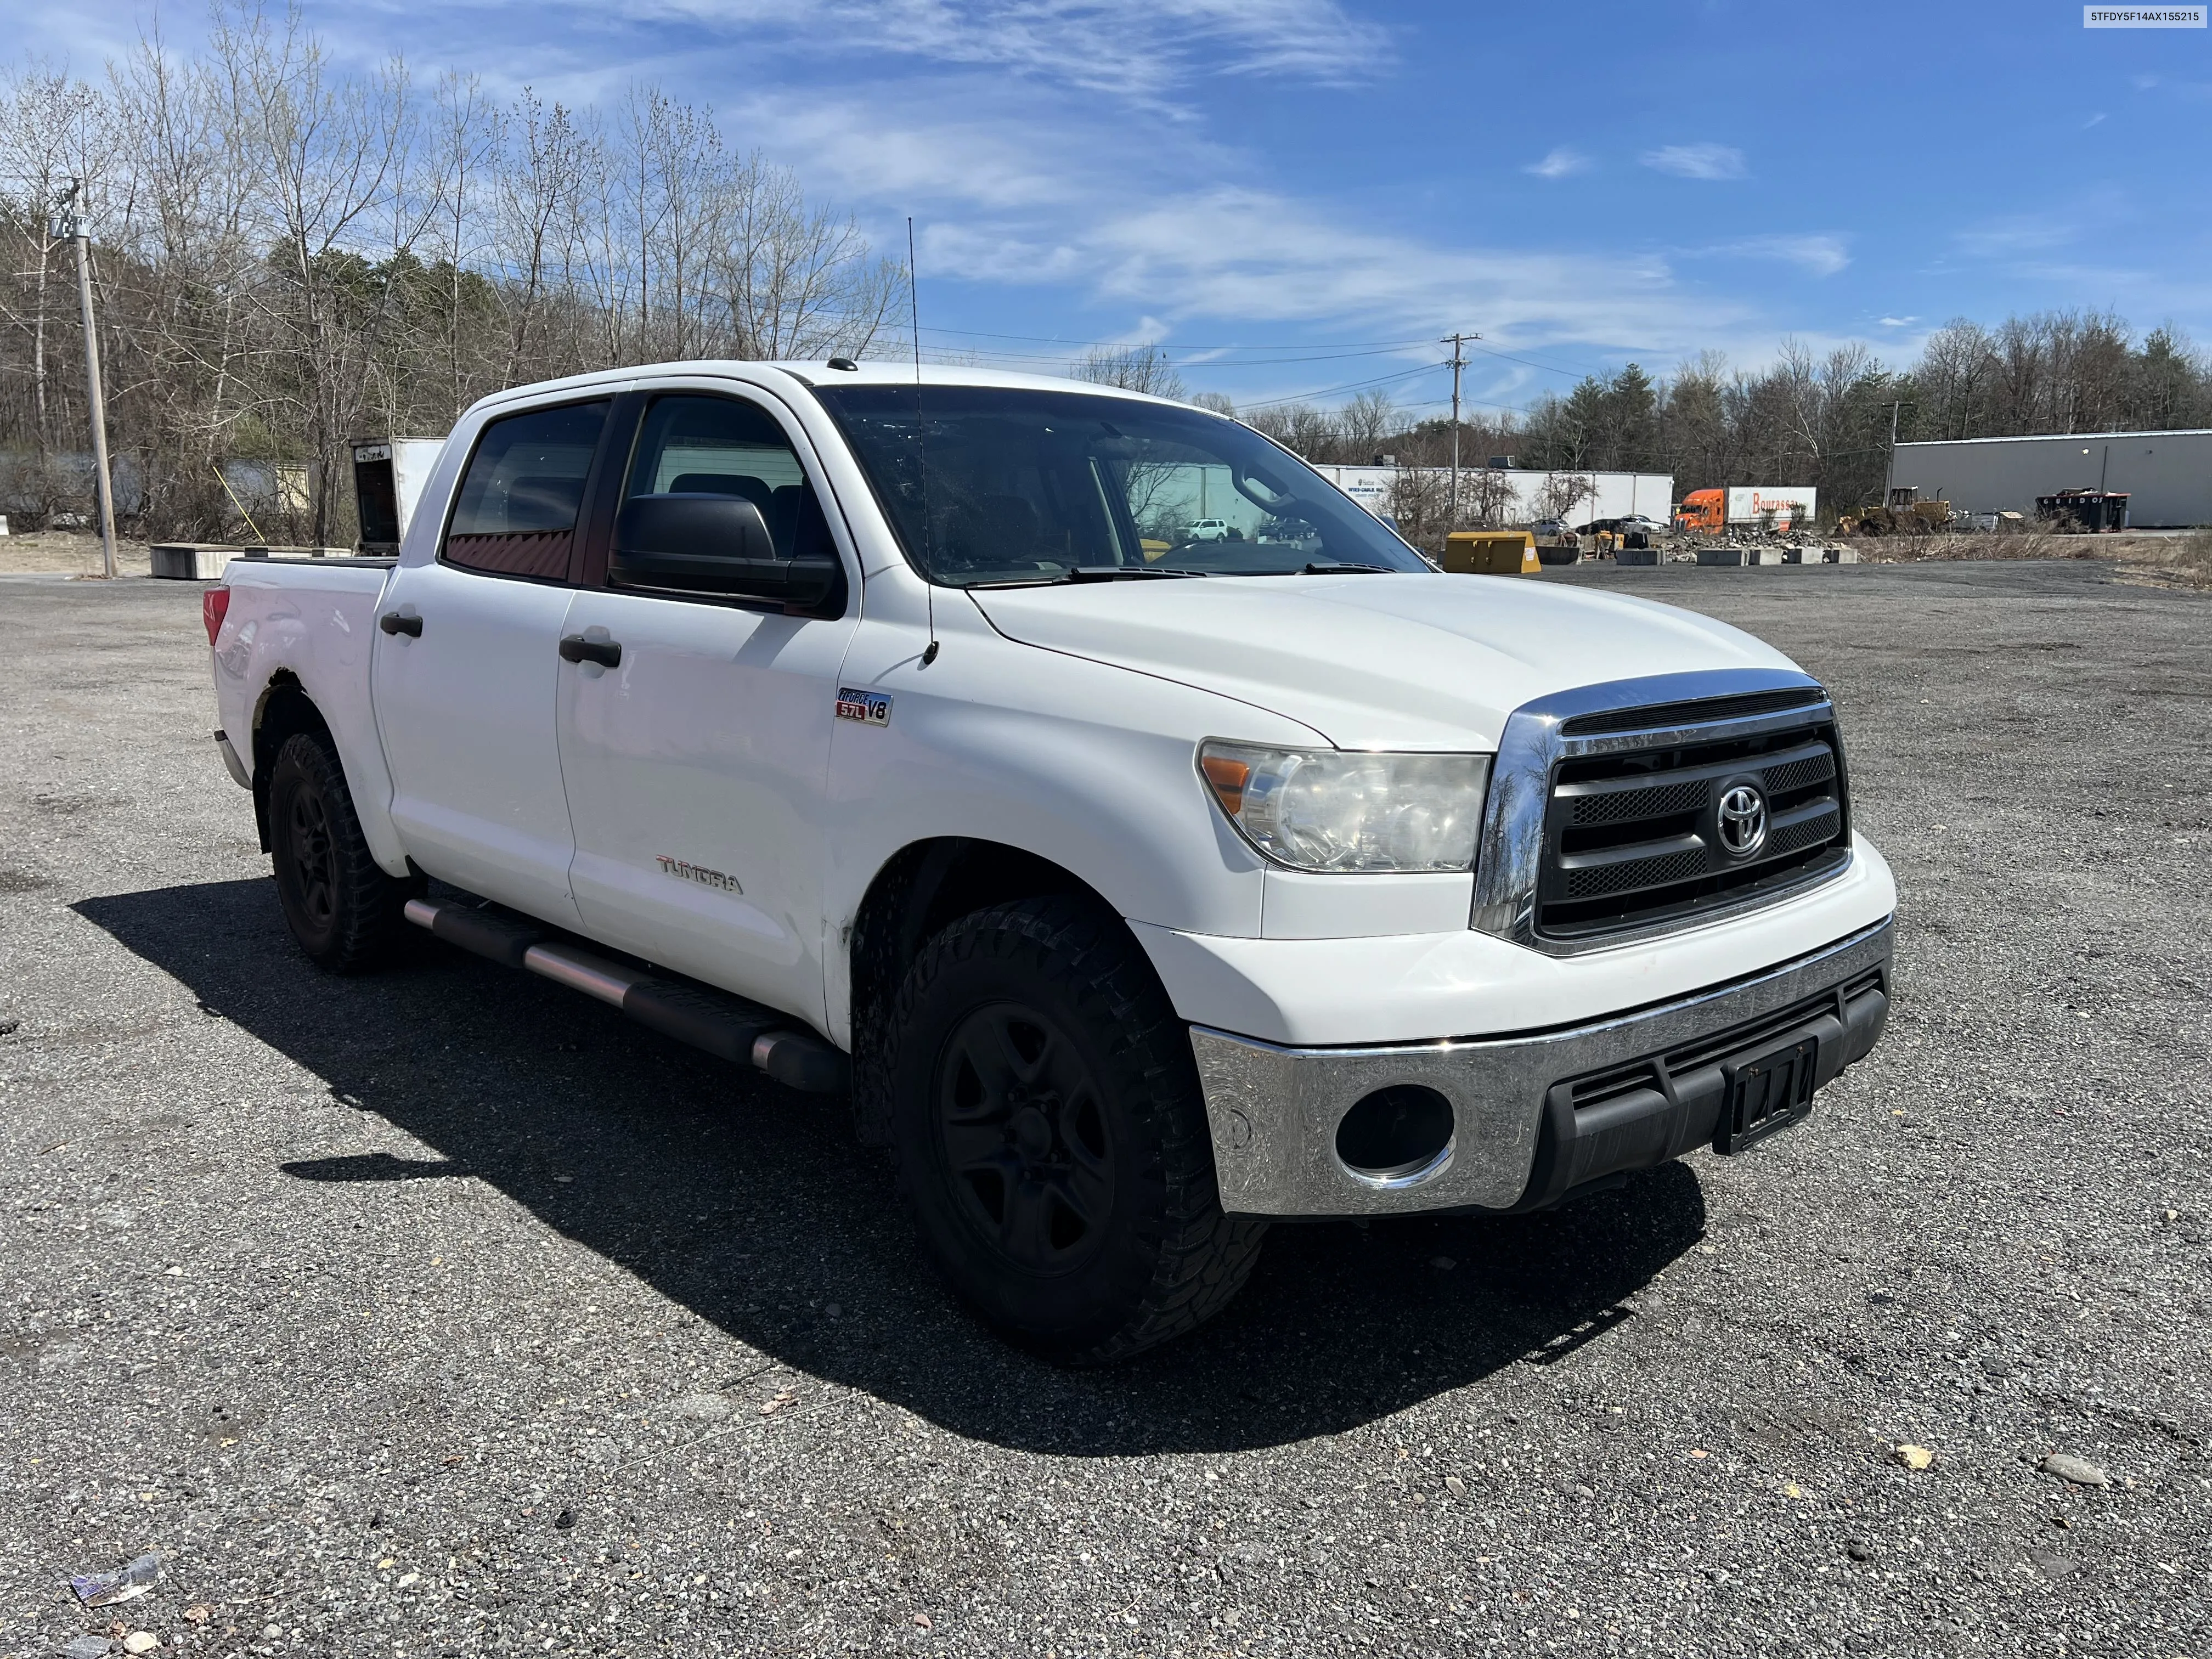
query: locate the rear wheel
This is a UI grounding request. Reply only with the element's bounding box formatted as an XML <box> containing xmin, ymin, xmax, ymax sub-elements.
<box><xmin>267</xmin><ymin>731</ymin><xmax>419</xmax><ymax>972</ymax></box>
<box><xmin>885</xmin><ymin>896</ymin><xmax>1267</xmax><ymax>1364</ymax></box>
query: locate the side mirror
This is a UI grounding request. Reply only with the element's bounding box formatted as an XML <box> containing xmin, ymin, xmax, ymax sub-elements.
<box><xmin>610</xmin><ymin>494</ymin><xmax>843</xmax><ymax>613</ymax></box>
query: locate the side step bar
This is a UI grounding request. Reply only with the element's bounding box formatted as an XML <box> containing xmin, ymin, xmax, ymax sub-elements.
<box><xmin>402</xmin><ymin>897</ymin><xmax>849</xmax><ymax>1094</ymax></box>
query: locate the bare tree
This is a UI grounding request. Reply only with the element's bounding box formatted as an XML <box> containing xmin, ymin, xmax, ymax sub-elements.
<box><xmin>1076</xmin><ymin>344</ymin><xmax>1186</xmax><ymax>399</ymax></box>
<box><xmin>1338</xmin><ymin>388</ymin><xmax>1400</xmax><ymax>458</ymax></box>
<box><xmin>1532</xmin><ymin>472</ymin><xmax>1596</xmax><ymax>523</ymax></box>
<box><xmin>0</xmin><ymin>10</ymin><xmax>906</xmax><ymax>542</ymax></box>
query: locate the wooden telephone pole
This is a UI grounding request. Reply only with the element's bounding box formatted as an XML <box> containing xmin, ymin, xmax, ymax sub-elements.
<box><xmin>52</xmin><ymin>182</ymin><xmax>117</xmax><ymax>579</ymax></box>
<box><xmin>1441</xmin><ymin>331</ymin><xmax>1480</xmax><ymax>529</ymax></box>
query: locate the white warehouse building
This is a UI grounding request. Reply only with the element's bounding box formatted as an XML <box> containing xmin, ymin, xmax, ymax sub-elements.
<box><xmin>1306</xmin><ymin>465</ymin><xmax>1675</xmax><ymax>526</ymax></box>
<box><xmin>1890</xmin><ymin>429</ymin><xmax>2212</xmax><ymax>527</ymax></box>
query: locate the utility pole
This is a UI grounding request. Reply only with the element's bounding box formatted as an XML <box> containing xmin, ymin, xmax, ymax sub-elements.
<box><xmin>53</xmin><ymin>182</ymin><xmax>117</xmax><ymax>579</ymax></box>
<box><xmin>1441</xmin><ymin>331</ymin><xmax>1479</xmax><ymax>529</ymax></box>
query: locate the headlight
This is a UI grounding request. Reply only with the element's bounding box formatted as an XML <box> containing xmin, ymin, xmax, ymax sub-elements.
<box><xmin>1198</xmin><ymin>741</ymin><xmax>1490</xmax><ymax>873</ymax></box>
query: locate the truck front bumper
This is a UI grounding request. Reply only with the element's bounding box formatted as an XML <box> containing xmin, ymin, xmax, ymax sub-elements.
<box><xmin>1190</xmin><ymin>916</ymin><xmax>1892</xmax><ymax>1218</ymax></box>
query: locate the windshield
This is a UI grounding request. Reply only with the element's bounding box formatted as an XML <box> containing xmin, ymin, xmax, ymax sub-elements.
<box><xmin>811</xmin><ymin>385</ymin><xmax>1431</xmax><ymax>585</ymax></box>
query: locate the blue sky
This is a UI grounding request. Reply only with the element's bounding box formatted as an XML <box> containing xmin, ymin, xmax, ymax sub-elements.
<box><xmin>24</xmin><ymin>0</ymin><xmax>2212</xmax><ymax>419</ymax></box>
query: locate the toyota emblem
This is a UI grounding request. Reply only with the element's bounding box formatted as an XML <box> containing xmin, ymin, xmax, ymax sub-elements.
<box><xmin>1716</xmin><ymin>783</ymin><xmax>1769</xmax><ymax>857</ymax></box>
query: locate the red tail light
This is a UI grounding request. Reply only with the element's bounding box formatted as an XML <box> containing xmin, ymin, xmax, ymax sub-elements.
<box><xmin>203</xmin><ymin>585</ymin><xmax>230</xmax><ymax>647</ymax></box>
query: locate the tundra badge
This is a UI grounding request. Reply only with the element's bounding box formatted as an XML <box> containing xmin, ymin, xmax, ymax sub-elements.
<box><xmin>657</xmin><ymin>856</ymin><xmax>741</xmax><ymax>894</ymax></box>
<box><xmin>836</xmin><ymin>687</ymin><xmax>892</xmax><ymax>726</ymax></box>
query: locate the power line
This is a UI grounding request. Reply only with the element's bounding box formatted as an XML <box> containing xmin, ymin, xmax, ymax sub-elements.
<box><xmin>1234</xmin><ymin>360</ymin><xmax>1447</xmax><ymax>413</ymax></box>
<box><xmin>891</xmin><ymin>339</ymin><xmax>1430</xmax><ymax>372</ymax></box>
<box><xmin>912</xmin><ymin>323</ymin><xmax>1441</xmax><ymax>352</ymax></box>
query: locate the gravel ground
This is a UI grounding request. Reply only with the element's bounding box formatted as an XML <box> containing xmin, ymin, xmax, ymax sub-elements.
<box><xmin>1</xmin><ymin>560</ymin><xmax>2207</xmax><ymax>1659</ymax></box>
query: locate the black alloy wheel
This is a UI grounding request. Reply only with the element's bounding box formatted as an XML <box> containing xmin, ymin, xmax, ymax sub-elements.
<box><xmin>284</xmin><ymin>780</ymin><xmax>340</xmax><ymax>934</ymax></box>
<box><xmin>935</xmin><ymin>1002</ymin><xmax>1115</xmax><ymax>1273</ymax></box>
<box><xmin>885</xmin><ymin>895</ymin><xmax>1268</xmax><ymax>1364</ymax></box>
<box><xmin>266</xmin><ymin>730</ymin><xmax>420</xmax><ymax>972</ymax></box>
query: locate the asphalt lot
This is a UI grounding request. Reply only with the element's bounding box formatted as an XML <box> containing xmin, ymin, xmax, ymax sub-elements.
<box><xmin>2</xmin><ymin>559</ymin><xmax>2207</xmax><ymax>1659</ymax></box>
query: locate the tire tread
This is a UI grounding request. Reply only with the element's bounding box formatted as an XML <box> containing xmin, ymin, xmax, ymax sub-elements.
<box><xmin>886</xmin><ymin>894</ymin><xmax>1265</xmax><ymax>1365</ymax></box>
<box><xmin>270</xmin><ymin>731</ymin><xmax>417</xmax><ymax>973</ymax></box>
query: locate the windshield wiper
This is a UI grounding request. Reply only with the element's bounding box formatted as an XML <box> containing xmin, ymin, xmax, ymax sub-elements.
<box><xmin>969</xmin><ymin>565</ymin><xmax>1202</xmax><ymax>589</ymax></box>
<box><xmin>1068</xmin><ymin>565</ymin><xmax>1200</xmax><ymax>582</ymax></box>
<box><xmin>1303</xmin><ymin>561</ymin><xmax>1394</xmax><ymax>574</ymax></box>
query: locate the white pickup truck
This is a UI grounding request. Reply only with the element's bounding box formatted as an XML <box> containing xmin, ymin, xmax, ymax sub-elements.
<box><xmin>205</xmin><ymin>360</ymin><xmax>1896</xmax><ymax>1363</ymax></box>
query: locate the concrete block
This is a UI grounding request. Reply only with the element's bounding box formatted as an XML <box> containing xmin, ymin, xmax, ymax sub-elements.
<box><xmin>1612</xmin><ymin>546</ymin><xmax>1659</xmax><ymax>566</ymax></box>
<box><xmin>150</xmin><ymin>543</ymin><xmax>242</xmax><ymax>580</ymax></box>
<box><xmin>1827</xmin><ymin>546</ymin><xmax>1860</xmax><ymax>563</ymax></box>
<box><xmin>1748</xmin><ymin>548</ymin><xmax>1786</xmax><ymax>565</ymax></box>
<box><xmin>1695</xmin><ymin>547</ymin><xmax>1744</xmax><ymax>567</ymax></box>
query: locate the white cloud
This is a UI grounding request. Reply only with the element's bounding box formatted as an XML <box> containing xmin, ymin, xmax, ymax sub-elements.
<box><xmin>1675</xmin><ymin>235</ymin><xmax>1847</xmax><ymax>277</ymax></box>
<box><xmin>1952</xmin><ymin>217</ymin><xmax>2075</xmax><ymax>258</ymax></box>
<box><xmin>1729</xmin><ymin>235</ymin><xmax>1850</xmax><ymax>276</ymax></box>
<box><xmin>530</xmin><ymin>0</ymin><xmax>1395</xmax><ymax>103</ymax></box>
<box><xmin>1640</xmin><ymin>143</ymin><xmax>1748</xmax><ymax>181</ymax></box>
<box><xmin>2083</xmin><ymin>111</ymin><xmax>2107</xmax><ymax>128</ymax></box>
<box><xmin>1525</xmin><ymin>147</ymin><xmax>1590</xmax><ymax>180</ymax></box>
<box><xmin>1876</xmin><ymin>315</ymin><xmax>1919</xmax><ymax>328</ymax></box>
<box><xmin>721</xmin><ymin>82</ymin><xmax>1771</xmax><ymax>383</ymax></box>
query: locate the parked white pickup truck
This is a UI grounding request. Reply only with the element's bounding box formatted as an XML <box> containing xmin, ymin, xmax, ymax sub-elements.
<box><xmin>205</xmin><ymin>360</ymin><xmax>1895</xmax><ymax>1363</ymax></box>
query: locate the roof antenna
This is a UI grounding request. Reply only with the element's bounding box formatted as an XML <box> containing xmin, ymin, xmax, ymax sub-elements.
<box><xmin>910</xmin><ymin>216</ymin><xmax>939</xmax><ymax>667</ymax></box>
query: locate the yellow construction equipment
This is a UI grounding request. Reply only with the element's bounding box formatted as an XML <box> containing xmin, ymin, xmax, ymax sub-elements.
<box><xmin>1442</xmin><ymin>530</ymin><xmax>1539</xmax><ymax>575</ymax></box>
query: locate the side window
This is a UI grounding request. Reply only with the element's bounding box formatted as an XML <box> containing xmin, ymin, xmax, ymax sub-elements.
<box><xmin>623</xmin><ymin>394</ymin><xmax>828</xmax><ymax>563</ymax></box>
<box><xmin>443</xmin><ymin>400</ymin><xmax>610</xmax><ymax>579</ymax></box>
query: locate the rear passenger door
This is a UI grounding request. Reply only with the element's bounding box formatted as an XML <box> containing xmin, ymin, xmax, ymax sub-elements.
<box><xmin>372</xmin><ymin>398</ymin><xmax>613</xmax><ymax>926</ymax></box>
<box><xmin>554</xmin><ymin>386</ymin><xmax>860</xmax><ymax>1027</ymax></box>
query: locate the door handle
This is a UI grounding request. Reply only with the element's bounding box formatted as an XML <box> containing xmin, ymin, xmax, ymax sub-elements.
<box><xmin>560</xmin><ymin>634</ymin><xmax>622</xmax><ymax>669</ymax></box>
<box><xmin>379</xmin><ymin>611</ymin><xmax>423</xmax><ymax>637</ymax></box>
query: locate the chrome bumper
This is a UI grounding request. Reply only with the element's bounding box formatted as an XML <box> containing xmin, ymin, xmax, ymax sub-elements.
<box><xmin>1190</xmin><ymin>917</ymin><xmax>1893</xmax><ymax>1218</ymax></box>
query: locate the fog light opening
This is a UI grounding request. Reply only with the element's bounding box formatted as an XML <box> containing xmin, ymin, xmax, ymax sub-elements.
<box><xmin>1335</xmin><ymin>1085</ymin><xmax>1455</xmax><ymax>1186</ymax></box>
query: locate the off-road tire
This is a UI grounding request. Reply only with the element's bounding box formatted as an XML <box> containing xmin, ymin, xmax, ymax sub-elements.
<box><xmin>267</xmin><ymin>731</ymin><xmax>419</xmax><ymax>973</ymax></box>
<box><xmin>885</xmin><ymin>895</ymin><xmax>1267</xmax><ymax>1364</ymax></box>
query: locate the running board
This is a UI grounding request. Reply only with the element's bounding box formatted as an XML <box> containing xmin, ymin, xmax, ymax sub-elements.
<box><xmin>402</xmin><ymin>897</ymin><xmax>848</xmax><ymax>1094</ymax></box>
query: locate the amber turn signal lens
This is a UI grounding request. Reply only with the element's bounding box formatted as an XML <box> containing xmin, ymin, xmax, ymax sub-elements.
<box><xmin>1200</xmin><ymin>753</ymin><xmax>1250</xmax><ymax>816</ymax></box>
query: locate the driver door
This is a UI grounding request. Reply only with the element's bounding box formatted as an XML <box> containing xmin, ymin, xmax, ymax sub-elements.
<box><xmin>555</xmin><ymin>386</ymin><xmax>859</xmax><ymax>1026</ymax></box>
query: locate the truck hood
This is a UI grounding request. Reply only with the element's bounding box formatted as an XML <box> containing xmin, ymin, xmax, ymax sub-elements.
<box><xmin>968</xmin><ymin>572</ymin><xmax>1798</xmax><ymax>749</ymax></box>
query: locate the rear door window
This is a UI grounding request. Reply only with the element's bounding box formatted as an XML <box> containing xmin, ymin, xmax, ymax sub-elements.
<box><xmin>444</xmin><ymin>400</ymin><xmax>610</xmax><ymax>579</ymax></box>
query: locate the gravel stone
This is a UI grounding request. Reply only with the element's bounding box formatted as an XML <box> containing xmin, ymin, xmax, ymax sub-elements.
<box><xmin>2041</xmin><ymin>1452</ymin><xmax>2112</xmax><ymax>1487</ymax></box>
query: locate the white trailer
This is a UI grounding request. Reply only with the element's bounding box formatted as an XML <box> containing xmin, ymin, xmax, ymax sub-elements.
<box><xmin>1725</xmin><ymin>487</ymin><xmax>1816</xmax><ymax>530</ymax></box>
<box><xmin>1306</xmin><ymin>465</ymin><xmax>1675</xmax><ymax>527</ymax></box>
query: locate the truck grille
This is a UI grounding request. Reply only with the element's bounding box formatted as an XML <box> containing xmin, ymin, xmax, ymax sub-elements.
<box><xmin>1535</xmin><ymin>701</ymin><xmax>1850</xmax><ymax>941</ymax></box>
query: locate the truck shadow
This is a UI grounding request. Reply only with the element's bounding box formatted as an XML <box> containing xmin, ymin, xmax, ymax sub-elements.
<box><xmin>77</xmin><ymin>878</ymin><xmax>1706</xmax><ymax>1457</ymax></box>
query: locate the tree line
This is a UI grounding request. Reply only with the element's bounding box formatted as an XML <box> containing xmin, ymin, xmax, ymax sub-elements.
<box><xmin>1163</xmin><ymin>314</ymin><xmax>2212</xmax><ymax>529</ymax></box>
<box><xmin>0</xmin><ymin>7</ymin><xmax>897</xmax><ymax>543</ymax></box>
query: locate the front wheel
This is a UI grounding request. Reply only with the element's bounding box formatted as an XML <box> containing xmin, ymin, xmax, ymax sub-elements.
<box><xmin>885</xmin><ymin>896</ymin><xmax>1267</xmax><ymax>1365</ymax></box>
<box><xmin>267</xmin><ymin>731</ymin><xmax>420</xmax><ymax>973</ymax></box>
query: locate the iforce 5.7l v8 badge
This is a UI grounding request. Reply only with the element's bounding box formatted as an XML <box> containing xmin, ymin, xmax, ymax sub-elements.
<box><xmin>836</xmin><ymin>687</ymin><xmax>893</xmax><ymax>726</ymax></box>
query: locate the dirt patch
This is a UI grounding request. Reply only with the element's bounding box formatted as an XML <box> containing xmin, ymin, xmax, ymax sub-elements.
<box><xmin>1853</xmin><ymin>530</ymin><xmax>2212</xmax><ymax>591</ymax></box>
<box><xmin>0</xmin><ymin>529</ymin><xmax>146</xmax><ymax>576</ymax></box>
<box><xmin>2113</xmin><ymin>530</ymin><xmax>2212</xmax><ymax>592</ymax></box>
